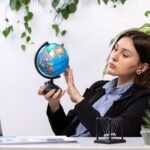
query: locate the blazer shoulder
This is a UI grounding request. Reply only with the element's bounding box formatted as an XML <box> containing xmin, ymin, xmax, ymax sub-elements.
<box><xmin>89</xmin><ymin>80</ymin><xmax>108</xmax><ymax>91</ymax></box>
<box><xmin>134</xmin><ymin>86</ymin><xmax>150</xmax><ymax>96</ymax></box>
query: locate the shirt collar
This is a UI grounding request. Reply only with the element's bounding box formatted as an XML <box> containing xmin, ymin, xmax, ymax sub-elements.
<box><xmin>103</xmin><ymin>78</ymin><xmax>133</xmax><ymax>95</ymax></box>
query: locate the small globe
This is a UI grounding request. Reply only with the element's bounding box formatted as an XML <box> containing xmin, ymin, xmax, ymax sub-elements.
<box><xmin>35</xmin><ymin>42</ymin><xmax>69</xmax><ymax>78</ymax></box>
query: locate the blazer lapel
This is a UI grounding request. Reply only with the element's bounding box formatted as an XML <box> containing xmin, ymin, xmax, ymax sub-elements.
<box><xmin>88</xmin><ymin>88</ymin><xmax>105</xmax><ymax>104</ymax></box>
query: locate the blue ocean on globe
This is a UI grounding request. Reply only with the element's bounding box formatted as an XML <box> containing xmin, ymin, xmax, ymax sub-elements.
<box><xmin>36</xmin><ymin>42</ymin><xmax>69</xmax><ymax>78</ymax></box>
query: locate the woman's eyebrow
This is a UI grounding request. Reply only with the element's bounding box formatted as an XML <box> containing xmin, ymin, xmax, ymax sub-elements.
<box><xmin>122</xmin><ymin>48</ymin><xmax>132</xmax><ymax>54</ymax></box>
<box><xmin>116</xmin><ymin>43</ymin><xmax>132</xmax><ymax>54</ymax></box>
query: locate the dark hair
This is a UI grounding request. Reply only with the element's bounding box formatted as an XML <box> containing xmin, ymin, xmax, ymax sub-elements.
<box><xmin>113</xmin><ymin>30</ymin><xmax>150</xmax><ymax>88</ymax></box>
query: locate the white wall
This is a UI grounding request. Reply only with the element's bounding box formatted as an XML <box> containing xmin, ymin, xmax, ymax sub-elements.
<box><xmin>0</xmin><ymin>0</ymin><xmax>149</xmax><ymax>136</ymax></box>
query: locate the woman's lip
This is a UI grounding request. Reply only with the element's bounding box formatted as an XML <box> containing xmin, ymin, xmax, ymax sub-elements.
<box><xmin>109</xmin><ymin>63</ymin><xmax>116</xmax><ymax>69</ymax></box>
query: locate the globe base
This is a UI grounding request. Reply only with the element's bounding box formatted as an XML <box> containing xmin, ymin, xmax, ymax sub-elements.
<box><xmin>44</xmin><ymin>80</ymin><xmax>60</xmax><ymax>94</ymax></box>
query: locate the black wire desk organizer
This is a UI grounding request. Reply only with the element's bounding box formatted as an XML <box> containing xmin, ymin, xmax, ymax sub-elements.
<box><xmin>94</xmin><ymin>117</ymin><xmax>126</xmax><ymax>144</ymax></box>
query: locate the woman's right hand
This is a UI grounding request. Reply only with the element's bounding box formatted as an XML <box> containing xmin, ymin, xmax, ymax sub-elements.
<box><xmin>38</xmin><ymin>83</ymin><xmax>66</xmax><ymax>113</ymax></box>
<box><xmin>64</xmin><ymin>67</ymin><xmax>84</xmax><ymax>104</ymax></box>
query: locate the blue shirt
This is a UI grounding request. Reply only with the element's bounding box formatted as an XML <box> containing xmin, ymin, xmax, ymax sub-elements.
<box><xmin>72</xmin><ymin>78</ymin><xmax>133</xmax><ymax>137</ymax></box>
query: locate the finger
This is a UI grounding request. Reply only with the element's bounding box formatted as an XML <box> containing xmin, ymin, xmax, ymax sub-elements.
<box><xmin>38</xmin><ymin>85</ymin><xmax>46</xmax><ymax>95</ymax></box>
<box><xmin>44</xmin><ymin>80</ymin><xmax>49</xmax><ymax>85</ymax></box>
<box><xmin>70</xmin><ymin>69</ymin><xmax>74</xmax><ymax>83</ymax></box>
<box><xmin>44</xmin><ymin>89</ymin><xmax>56</xmax><ymax>99</ymax></box>
<box><xmin>67</xmin><ymin>65</ymin><xmax>70</xmax><ymax>70</ymax></box>
<box><xmin>61</xmin><ymin>89</ymin><xmax>66</xmax><ymax>97</ymax></box>
<box><xmin>68</xmin><ymin>68</ymin><xmax>74</xmax><ymax>85</ymax></box>
<box><xmin>64</xmin><ymin>70</ymin><xmax>69</xmax><ymax>83</ymax></box>
<box><xmin>52</xmin><ymin>89</ymin><xmax>63</xmax><ymax>99</ymax></box>
<box><xmin>59</xmin><ymin>90</ymin><xmax>66</xmax><ymax>99</ymax></box>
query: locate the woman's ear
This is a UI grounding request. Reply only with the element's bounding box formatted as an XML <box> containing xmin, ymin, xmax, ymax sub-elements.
<box><xmin>137</xmin><ymin>63</ymin><xmax>149</xmax><ymax>75</ymax></box>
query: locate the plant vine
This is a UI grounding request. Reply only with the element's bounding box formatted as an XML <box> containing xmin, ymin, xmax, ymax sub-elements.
<box><xmin>2</xmin><ymin>0</ymin><xmax>33</xmax><ymax>51</ymax></box>
<box><xmin>51</xmin><ymin>0</ymin><xmax>127</xmax><ymax>36</ymax></box>
<box><xmin>5</xmin><ymin>0</ymin><xmax>150</xmax><ymax>51</ymax></box>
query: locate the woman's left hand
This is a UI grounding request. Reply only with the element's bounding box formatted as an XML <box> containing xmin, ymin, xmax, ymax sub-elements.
<box><xmin>64</xmin><ymin>67</ymin><xmax>84</xmax><ymax>103</ymax></box>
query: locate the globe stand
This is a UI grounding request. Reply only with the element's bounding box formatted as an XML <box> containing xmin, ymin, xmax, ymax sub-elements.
<box><xmin>44</xmin><ymin>76</ymin><xmax>60</xmax><ymax>94</ymax></box>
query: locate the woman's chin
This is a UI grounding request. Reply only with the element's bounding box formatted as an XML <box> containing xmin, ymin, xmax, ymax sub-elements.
<box><xmin>107</xmin><ymin>71</ymin><xmax>117</xmax><ymax>76</ymax></box>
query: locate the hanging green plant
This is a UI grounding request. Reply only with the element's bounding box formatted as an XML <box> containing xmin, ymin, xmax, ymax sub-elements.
<box><xmin>110</xmin><ymin>10</ymin><xmax>150</xmax><ymax>46</ymax></box>
<box><xmin>51</xmin><ymin>0</ymin><xmax>127</xmax><ymax>36</ymax></box>
<box><xmin>2</xmin><ymin>18</ymin><xmax>13</xmax><ymax>37</ymax></box>
<box><xmin>2</xmin><ymin>0</ymin><xmax>33</xmax><ymax>51</ymax></box>
<box><xmin>97</xmin><ymin>0</ymin><xmax>127</xmax><ymax>7</ymax></box>
<box><xmin>2</xmin><ymin>0</ymin><xmax>128</xmax><ymax>51</ymax></box>
<box><xmin>51</xmin><ymin>0</ymin><xmax>79</xmax><ymax>36</ymax></box>
<box><xmin>145</xmin><ymin>10</ymin><xmax>150</xmax><ymax>17</ymax></box>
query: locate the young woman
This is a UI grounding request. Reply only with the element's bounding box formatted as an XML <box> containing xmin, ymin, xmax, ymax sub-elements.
<box><xmin>38</xmin><ymin>30</ymin><xmax>150</xmax><ymax>137</ymax></box>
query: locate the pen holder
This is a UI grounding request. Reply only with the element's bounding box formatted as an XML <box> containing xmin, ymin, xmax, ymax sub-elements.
<box><xmin>94</xmin><ymin>117</ymin><xmax>126</xmax><ymax>144</ymax></box>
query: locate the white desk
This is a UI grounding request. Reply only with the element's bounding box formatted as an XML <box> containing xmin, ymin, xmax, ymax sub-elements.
<box><xmin>0</xmin><ymin>137</ymin><xmax>150</xmax><ymax>150</ymax></box>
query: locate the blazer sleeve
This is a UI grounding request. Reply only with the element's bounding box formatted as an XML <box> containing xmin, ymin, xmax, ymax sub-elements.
<box><xmin>115</xmin><ymin>95</ymin><xmax>150</xmax><ymax>136</ymax></box>
<box><xmin>47</xmin><ymin>104</ymin><xmax>75</xmax><ymax>135</ymax></box>
<box><xmin>74</xmin><ymin>98</ymin><xmax>102</xmax><ymax>136</ymax></box>
<box><xmin>47</xmin><ymin>80</ymin><xmax>106</xmax><ymax>136</ymax></box>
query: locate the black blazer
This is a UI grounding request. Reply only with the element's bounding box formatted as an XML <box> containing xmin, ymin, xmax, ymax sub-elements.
<box><xmin>47</xmin><ymin>80</ymin><xmax>150</xmax><ymax>137</ymax></box>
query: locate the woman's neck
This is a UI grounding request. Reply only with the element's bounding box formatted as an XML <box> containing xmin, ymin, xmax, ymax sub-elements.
<box><xmin>117</xmin><ymin>76</ymin><xmax>135</xmax><ymax>86</ymax></box>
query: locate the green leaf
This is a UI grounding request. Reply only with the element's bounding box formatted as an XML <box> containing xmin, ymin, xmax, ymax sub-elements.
<box><xmin>56</xmin><ymin>8</ymin><xmax>61</xmax><ymax>13</ymax></box>
<box><xmin>21</xmin><ymin>0</ymin><xmax>30</xmax><ymax>5</ymax></box>
<box><xmin>26</xmin><ymin>36</ymin><xmax>31</xmax><ymax>42</ymax></box>
<box><xmin>27</xmin><ymin>27</ymin><xmax>32</xmax><ymax>34</ymax></box>
<box><xmin>25</xmin><ymin>5</ymin><xmax>29</xmax><ymax>11</ymax></box>
<box><xmin>61</xmin><ymin>9</ymin><xmax>69</xmax><ymax>19</ymax></box>
<box><xmin>61</xmin><ymin>30</ymin><xmax>67</xmax><ymax>36</ymax></box>
<box><xmin>21</xmin><ymin>44</ymin><xmax>26</xmax><ymax>51</ymax></box>
<box><xmin>142</xmin><ymin>99</ymin><xmax>150</xmax><ymax>128</ymax></box>
<box><xmin>67</xmin><ymin>3</ymin><xmax>77</xmax><ymax>13</ymax></box>
<box><xmin>9</xmin><ymin>0</ymin><xmax>21</xmax><ymax>11</ymax></box>
<box><xmin>143</xmin><ymin>117</ymin><xmax>150</xmax><ymax>127</ymax></box>
<box><xmin>145</xmin><ymin>109</ymin><xmax>150</xmax><ymax>119</ymax></box>
<box><xmin>52</xmin><ymin>0</ymin><xmax>60</xmax><ymax>9</ymax></box>
<box><xmin>139</xmin><ymin>26</ymin><xmax>150</xmax><ymax>35</ymax></box>
<box><xmin>3</xmin><ymin>30</ymin><xmax>9</xmax><ymax>37</ymax></box>
<box><xmin>27</xmin><ymin>11</ymin><xmax>33</xmax><ymax>20</ymax></box>
<box><xmin>2</xmin><ymin>26</ymin><xmax>13</xmax><ymax>37</ymax></box>
<box><xmin>24</xmin><ymin>16</ymin><xmax>28</xmax><ymax>22</ymax></box>
<box><xmin>24</xmin><ymin>22</ymin><xmax>29</xmax><ymax>29</ymax></box>
<box><xmin>24</xmin><ymin>12</ymin><xmax>33</xmax><ymax>22</ymax></box>
<box><xmin>21</xmin><ymin>32</ymin><xmax>26</xmax><ymax>38</ymax></box>
<box><xmin>103</xmin><ymin>0</ymin><xmax>109</xmax><ymax>5</ymax></box>
<box><xmin>97</xmin><ymin>0</ymin><xmax>101</xmax><ymax>5</ymax></box>
<box><xmin>74</xmin><ymin>0</ymin><xmax>79</xmax><ymax>5</ymax></box>
<box><xmin>120</xmin><ymin>0</ymin><xmax>127</xmax><ymax>4</ymax></box>
<box><xmin>145</xmin><ymin>11</ymin><xmax>150</xmax><ymax>17</ymax></box>
<box><xmin>140</xmin><ymin>23</ymin><xmax>150</xmax><ymax>28</ymax></box>
<box><xmin>24</xmin><ymin>22</ymin><xmax>32</xmax><ymax>33</ymax></box>
<box><xmin>52</xmin><ymin>24</ymin><xmax>60</xmax><ymax>36</ymax></box>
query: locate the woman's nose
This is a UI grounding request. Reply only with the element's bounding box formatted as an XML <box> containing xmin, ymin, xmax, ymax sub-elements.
<box><xmin>112</xmin><ymin>52</ymin><xmax>119</xmax><ymax>62</ymax></box>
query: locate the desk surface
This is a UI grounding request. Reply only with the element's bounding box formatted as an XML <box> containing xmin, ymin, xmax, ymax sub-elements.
<box><xmin>0</xmin><ymin>137</ymin><xmax>149</xmax><ymax>150</ymax></box>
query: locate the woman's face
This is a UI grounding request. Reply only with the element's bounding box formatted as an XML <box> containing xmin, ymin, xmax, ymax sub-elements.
<box><xmin>107</xmin><ymin>37</ymin><xmax>141</xmax><ymax>78</ymax></box>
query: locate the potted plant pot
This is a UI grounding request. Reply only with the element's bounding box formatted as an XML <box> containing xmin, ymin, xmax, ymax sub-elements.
<box><xmin>140</xmin><ymin>126</ymin><xmax>150</xmax><ymax>145</ymax></box>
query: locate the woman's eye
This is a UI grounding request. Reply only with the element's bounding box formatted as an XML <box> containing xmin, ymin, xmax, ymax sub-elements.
<box><xmin>122</xmin><ymin>54</ymin><xmax>129</xmax><ymax>57</ymax></box>
<box><xmin>113</xmin><ymin>47</ymin><xmax>118</xmax><ymax>51</ymax></box>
